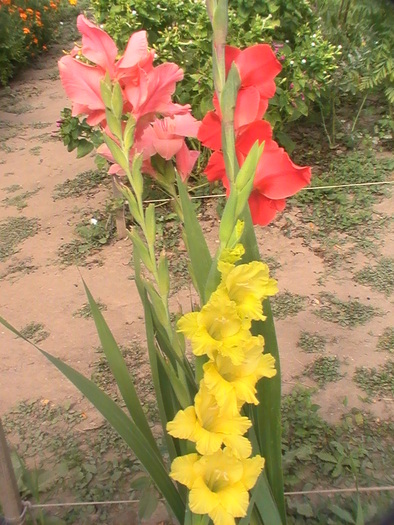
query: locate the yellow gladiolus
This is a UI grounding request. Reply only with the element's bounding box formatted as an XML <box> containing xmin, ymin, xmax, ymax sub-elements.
<box><xmin>170</xmin><ymin>449</ymin><xmax>264</xmax><ymax>525</ymax></box>
<box><xmin>218</xmin><ymin>260</ymin><xmax>278</xmax><ymax>321</ymax></box>
<box><xmin>177</xmin><ymin>288</ymin><xmax>252</xmax><ymax>365</ymax></box>
<box><xmin>203</xmin><ymin>343</ymin><xmax>277</xmax><ymax>409</ymax></box>
<box><xmin>167</xmin><ymin>383</ymin><xmax>252</xmax><ymax>458</ymax></box>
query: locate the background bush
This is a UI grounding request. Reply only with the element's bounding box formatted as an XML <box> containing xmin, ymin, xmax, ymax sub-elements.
<box><xmin>0</xmin><ymin>0</ymin><xmax>77</xmax><ymax>86</ymax></box>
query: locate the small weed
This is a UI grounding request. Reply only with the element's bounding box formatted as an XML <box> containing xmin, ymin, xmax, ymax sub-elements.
<box><xmin>2</xmin><ymin>187</ymin><xmax>41</xmax><ymax>210</ymax></box>
<box><xmin>271</xmin><ymin>291</ymin><xmax>307</xmax><ymax>320</ymax></box>
<box><xmin>58</xmin><ymin>213</ymin><xmax>114</xmax><ymax>266</ymax></box>
<box><xmin>29</xmin><ymin>146</ymin><xmax>42</xmax><ymax>156</ymax></box>
<box><xmin>3</xmin><ymin>184</ymin><xmax>22</xmax><ymax>193</ymax></box>
<box><xmin>0</xmin><ymin>257</ymin><xmax>37</xmax><ymax>280</ymax></box>
<box><xmin>73</xmin><ymin>301</ymin><xmax>107</xmax><ymax>319</ymax></box>
<box><xmin>354</xmin><ymin>361</ymin><xmax>394</xmax><ymax>397</ymax></box>
<box><xmin>19</xmin><ymin>322</ymin><xmax>49</xmax><ymax>343</ymax></box>
<box><xmin>354</xmin><ymin>257</ymin><xmax>394</xmax><ymax>297</ymax></box>
<box><xmin>53</xmin><ymin>170</ymin><xmax>108</xmax><ymax>200</ymax></box>
<box><xmin>265</xmin><ymin>256</ymin><xmax>281</xmax><ymax>276</ymax></box>
<box><xmin>297</xmin><ymin>331</ymin><xmax>327</xmax><ymax>353</ymax></box>
<box><xmin>304</xmin><ymin>355</ymin><xmax>342</xmax><ymax>387</ymax></box>
<box><xmin>377</xmin><ymin>327</ymin><xmax>394</xmax><ymax>353</ymax></box>
<box><xmin>314</xmin><ymin>292</ymin><xmax>381</xmax><ymax>327</ymax></box>
<box><xmin>31</xmin><ymin>121</ymin><xmax>51</xmax><ymax>129</ymax></box>
<box><xmin>0</xmin><ymin>216</ymin><xmax>39</xmax><ymax>262</ymax></box>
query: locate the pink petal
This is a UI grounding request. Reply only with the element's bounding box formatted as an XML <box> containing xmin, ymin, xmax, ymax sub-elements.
<box><xmin>134</xmin><ymin>63</ymin><xmax>184</xmax><ymax>118</ymax></box>
<box><xmin>77</xmin><ymin>15</ymin><xmax>117</xmax><ymax>75</ymax></box>
<box><xmin>117</xmin><ymin>31</ymin><xmax>150</xmax><ymax>68</ymax></box>
<box><xmin>58</xmin><ymin>55</ymin><xmax>105</xmax><ymax>111</ymax></box>
<box><xmin>154</xmin><ymin>136</ymin><xmax>184</xmax><ymax>159</ymax></box>
<box><xmin>170</xmin><ymin>113</ymin><xmax>201</xmax><ymax>137</ymax></box>
<box><xmin>176</xmin><ymin>143</ymin><xmax>200</xmax><ymax>181</ymax></box>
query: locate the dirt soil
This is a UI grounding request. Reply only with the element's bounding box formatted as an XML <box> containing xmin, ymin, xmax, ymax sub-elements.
<box><xmin>0</xmin><ymin>44</ymin><xmax>393</xmax><ymax>428</ymax></box>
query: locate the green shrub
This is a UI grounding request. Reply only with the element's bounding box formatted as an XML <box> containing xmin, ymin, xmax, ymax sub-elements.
<box><xmin>0</xmin><ymin>0</ymin><xmax>77</xmax><ymax>86</ymax></box>
<box><xmin>89</xmin><ymin>0</ymin><xmax>338</xmax><ymax>139</ymax></box>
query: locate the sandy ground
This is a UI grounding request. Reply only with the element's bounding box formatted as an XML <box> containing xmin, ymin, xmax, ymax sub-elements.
<box><xmin>0</xmin><ymin>44</ymin><xmax>393</xmax><ymax>430</ymax></box>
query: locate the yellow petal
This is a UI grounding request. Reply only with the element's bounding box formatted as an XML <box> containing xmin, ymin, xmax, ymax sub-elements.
<box><xmin>241</xmin><ymin>455</ymin><xmax>265</xmax><ymax>490</ymax></box>
<box><xmin>222</xmin><ymin>435</ymin><xmax>252</xmax><ymax>459</ymax></box>
<box><xmin>216</xmin><ymin>481</ymin><xmax>249</xmax><ymax>518</ymax></box>
<box><xmin>170</xmin><ymin>453</ymin><xmax>199</xmax><ymax>489</ymax></box>
<box><xmin>189</xmin><ymin>477</ymin><xmax>219</xmax><ymax>514</ymax></box>
<box><xmin>166</xmin><ymin>406</ymin><xmax>197</xmax><ymax>440</ymax></box>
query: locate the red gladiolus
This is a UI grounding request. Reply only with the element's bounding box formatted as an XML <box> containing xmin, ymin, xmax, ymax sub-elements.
<box><xmin>198</xmin><ymin>44</ymin><xmax>311</xmax><ymax>226</ymax></box>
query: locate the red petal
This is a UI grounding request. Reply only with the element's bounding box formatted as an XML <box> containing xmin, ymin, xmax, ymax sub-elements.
<box><xmin>248</xmin><ymin>192</ymin><xmax>286</xmax><ymax>226</ymax></box>
<box><xmin>234</xmin><ymin>87</ymin><xmax>267</xmax><ymax>128</ymax></box>
<box><xmin>197</xmin><ymin>111</ymin><xmax>222</xmax><ymax>149</ymax></box>
<box><xmin>236</xmin><ymin>121</ymin><xmax>273</xmax><ymax>157</ymax></box>
<box><xmin>204</xmin><ymin>151</ymin><xmax>226</xmax><ymax>182</ymax></box>
<box><xmin>225</xmin><ymin>45</ymin><xmax>241</xmax><ymax>73</ymax></box>
<box><xmin>235</xmin><ymin>44</ymin><xmax>281</xmax><ymax>99</ymax></box>
<box><xmin>77</xmin><ymin>15</ymin><xmax>117</xmax><ymax>75</ymax></box>
<box><xmin>254</xmin><ymin>141</ymin><xmax>312</xmax><ymax>199</ymax></box>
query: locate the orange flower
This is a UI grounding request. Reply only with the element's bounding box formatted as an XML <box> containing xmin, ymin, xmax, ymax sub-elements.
<box><xmin>23</xmin><ymin>27</ymin><xmax>30</xmax><ymax>34</ymax></box>
<box><xmin>43</xmin><ymin>5</ymin><xmax>48</xmax><ymax>10</ymax></box>
<box><xmin>33</xmin><ymin>37</ymin><xmax>38</xmax><ymax>44</ymax></box>
<box><xmin>26</xmin><ymin>8</ymin><xmax>34</xmax><ymax>15</ymax></box>
<box><xmin>35</xmin><ymin>10</ymin><xmax>41</xmax><ymax>18</ymax></box>
<box><xmin>43</xmin><ymin>45</ymin><xmax>47</xmax><ymax>50</ymax></box>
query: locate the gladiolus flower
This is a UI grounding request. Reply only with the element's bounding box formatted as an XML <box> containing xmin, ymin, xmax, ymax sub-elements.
<box><xmin>170</xmin><ymin>450</ymin><xmax>264</xmax><ymax>525</ymax></box>
<box><xmin>167</xmin><ymin>383</ymin><xmax>252</xmax><ymax>458</ymax></box>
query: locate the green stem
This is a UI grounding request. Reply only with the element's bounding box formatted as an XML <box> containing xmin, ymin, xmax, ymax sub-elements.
<box><xmin>351</xmin><ymin>92</ymin><xmax>368</xmax><ymax>133</ymax></box>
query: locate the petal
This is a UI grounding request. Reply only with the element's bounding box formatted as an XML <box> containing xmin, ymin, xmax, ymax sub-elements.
<box><xmin>248</xmin><ymin>192</ymin><xmax>286</xmax><ymax>226</ymax></box>
<box><xmin>176</xmin><ymin>143</ymin><xmax>200</xmax><ymax>181</ymax></box>
<box><xmin>204</xmin><ymin>151</ymin><xmax>226</xmax><ymax>182</ymax></box>
<box><xmin>222</xmin><ymin>435</ymin><xmax>252</xmax><ymax>459</ymax></box>
<box><xmin>170</xmin><ymin>113</ymin><xmax>201</xmax><ymax>137</ymax></box>
<box><xmin>216</xmin><ymin>482</ymin><xmax>250</xmax><ymax>518</ymax></box>
<box><xmin>170</xmin><ymin>454</ymin><xmax>200</xmax><ymax>489</ymax></box>
<box><xmin>255</xmin><ymin>141</ymin><xmax>312</xmax><ymax>199</ymax></box>
<box><xmin>189</xmin><ymin>477</ymin><xmax>219</xmax><ymax>515</ymax></box>
<box><xmin>236</xmin><ymin>120</ymin><xmax>273</xmax><ymax>157</ymax></box>
<box><xmin>58</xmin><ymin>56</ymin><xmax>105</xmax><ymax>111</ymax></box>
<box><xmin>77</xmin><ymin>15</ymin><xmax>117</xmax><ymax>75</ymax></box>
<box><xmin>117</xmin><ymin>30</ymin><xmax>150</xmax><ymax>68</ymax></box>
<box><xmin>167</xmin><ymin>406</ymin><xmax>198</xmax><ymax>440</ymax></box>
<box><xmin>135</xmin><ymin>63</ymin><xmax>184</xmax><ymax>118</ymax></box>
<box><xmin>198</xmin><ymin>111</ymin><xmax>222</xmax><ymax>149</ymax></box>
<box><xmin>234</xmin><ymin>87</ymin><xmax>267</xmax><ymax>128</ymax></box>
<box><xmin>195</xmin><ymin>427</ymin><xmax>223</xmax><ymax>456</ymax></box>
<box><xmin>241</xmin><ymin>455</ymin><xmax>265</xmax><ymax>490</ymax></box>
<box><xmin>235</xmin><ymin>44</ymin><xmax>281</xmax><ymax>98</ymax></box>
<box><xmin>225</xmin><ymin>45</ymin><xmax>241</xmax><ymax>73</ymax></box>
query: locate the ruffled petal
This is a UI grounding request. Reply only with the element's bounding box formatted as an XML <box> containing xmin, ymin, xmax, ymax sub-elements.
<box><xmin>234</xmin><ymin>44</ymin><xmax>281</xmax><ymax>98</ymax></box>
<box><xmin>77</xmin><ymin>15</ymin><xmax>117</xmax><ymax>75</ymax></box>
<box><xmin>204</xmin><ymin>151</ymin><xmax>227</xmax><ymax>182</ymax></box>
<box><xmin>117</xmin><ymin>30</ymin><xmax>150</xmax><ymax>68</ymax></box>
<box><xmin>176</xmin><ymin>143</ymin><xmax>200</xmax><ymax>181</ymax></box>
<box><xmin>198</xmin><ymin>111</ymin><xmax>222</xmax><ymax>149</ymax></box>
<box><xmin>170</xmin><ymin>454</ymin><xmax>200</xmax><ymax>489</ymax></box>
<box><xmin>248</xmin><ymin>192</ymin><xmax>286</xmax><ymax>226</ymax></box>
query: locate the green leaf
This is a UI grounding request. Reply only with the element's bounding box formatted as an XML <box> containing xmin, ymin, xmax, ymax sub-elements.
<box><xmin>330</xmin><ymin>504</ymin><xmax>356</xmax><ymax>524</ymax></box>
<box><xmin>296</xmin><ymin>502</ymin><xmax>314</xmax><ymax>518</ymax></box>
<box><xmin>76</xmin><ymin>139</ymin><xmax>94</xmax><ymax>158</ymax></box>
<box><xmin>102</xmin><ymin>134</ymin><xmax>129</xmax><ymax>172</ymax></box>
<box><xmin>0</xmin><ymin>316</ymin><xmax>186</xmax><ymax>524</ymax></box>
<box><xmin>82</xmin><ymin>280</ymin><xmax>161</xmax><ymax>459</ymax></box>
<box><xmin>249</xmin><ymin>471</ymin><xmax>283</xmax><ymax>525</ymax></box>
<box><xmin>177</xmin><ymin>175</ymin><xmax>212</xmax><ymax>302</ymax></box>
<box><xmin>139</xmin><ymin>489</ymin><xmax>159</xmax><ymax>521</ymax></box>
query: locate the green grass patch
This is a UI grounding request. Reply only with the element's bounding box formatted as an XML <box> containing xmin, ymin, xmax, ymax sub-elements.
<box><xmin>271</xmin><ymin>291</ymin><xmax>307</xmax><ymax>320</ymax></box>
<box><xmin>314</xmin><ymin>292</ymin><xmax>381</xmax><ymax>327</ymax></box>
<box><xmin>304</xmin><ymin>355</ymin><xmax>342</xmax><ymax>387</ymax></box>
<box><xmin>288</xmin><ymin>149</ymin><xmax>393</xmax><ymax>264</ymax></box>
<box><xmin>0</xmin><ymin>257</ymin><xmax>37</xmax><ymax>280</ymax></box>
<box><xmin>3</xmin><ymin>184</ymin><xmax>22</xmax><ymax>193</ymax></box>
<box><xmin>52</xmin><ymin>170</ymin><xmax>108</xmax><ymax>200</ymax></box>
<box><xmin>73</xmin><ymin>301</ymin><xmax>107</xmax><ymax>319</ymax></box>
<box><xmin>354</xmin><ymin>361</ymin><xmax>394</xmax><ymax>397</ymax></box>
<box><xmin>0</xmin><ymin>216</ymin><xmax>39</xmax><ymax>262</ymax></box>
<box><xmin>2</xmin><ymin>187</ymin><xmax>41</xmax><ymax>210</ymax></box>
<box><xmin>377</xmin><ymin>327</ymin><xmax>394</xmax><ymax>353</ymax></box>
<box><xmin>354</xmin><ymin>257</ymin><xmax>394</xmax><ymax>297</ymax></box>
<box><xmin>297</xmin><ymin>331</ymin><xmax>327</xmax><ymax>353</ymax></box>
<box><xmin>19</xmin><ymin>322</ymin><xmax>49</xmax><ymax>344</ymax></box>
